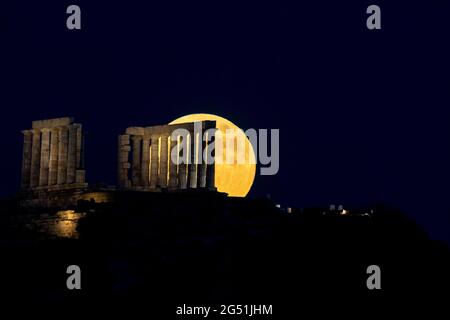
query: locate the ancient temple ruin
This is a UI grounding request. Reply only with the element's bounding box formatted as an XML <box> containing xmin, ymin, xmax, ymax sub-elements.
<box><xmin>118</xmin><ymin>121</ymin><xmax>216</xmax><ymax>191</ymax></box>
<box><xmin>21</xmin><ymin>117</ymin><xmax>86</xmax><ymax>190</ymax></box>
<box><xmin>19</xmin><ymin>117</ymin><xmax>218</xmax><ymax>207</ymax></box>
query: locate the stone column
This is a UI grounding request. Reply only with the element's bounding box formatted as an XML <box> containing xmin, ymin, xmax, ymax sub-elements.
<box><xmin>30</xmin><ymin>129</ymin><xmax>41</xmax><ymax>188</ymax></box>
<box><xmin>75</xmin><ymin>124</ymin><xmax>82</xmax><ymax>169</ymax></box>
<box><xmin>118</xmin><ymin>134</ymin><xmax>131</xmax><ymax>188</ymax></box>
<box><xmin>21</xmin><ymin>130</ymin><xmax>33</xmax><ymax>189</ymax></box>
<box><xmin>158</xmin><ymin>134</ymin><xmax>169</xmax><ymax>188</ymax></box>
<box><xmin>74</xmin><ymin>124</ymin><xmax>85</xmax><ymax>184</ymax></box>
<box><xmin>150</xmin><ymin>135</ymin><xmax>159</xmax><ymax>189</ymax></box>
<box><xmin>141</xmin><ymin>137</ymin><xmax>150</xmax><ymax>188</ymax></box>
<box><xmin>131</xmin><ymin>135</ymin><xmax>142</xmax><ymax>187</ymax></box>
<box><xmin>39</xmin><ymin>129</ymin><xmax>51</xmax><ymax>186</ymax></box>
<box><xmin>188</xmin><ymin>132</ymin><xmax>197</xmax><ymax>188</ymax></box>
<box><xmin>177</xmin><ymin>135</ymin><xmax>188</xmax><ymax>189</ymax></box>
<box><xmin>197</xmin><ymin>134</ymin><xmax>206</xmax><ymax>188</ymax></box>
<box><xmin>168</xmin><ymin>134</ymin><xmax>178</xmax><ymax>189</ymax></box>
<box><xmin>66</xmin><ymin>125</ymin><xmax>77</xmax><ymax>184</ymax></box>
<box><xmin>206</xmin><ymin>131</ymin><xmax>216</xmax><ymax>190</ymax></box>
<box><xmin>48</xmin><ymin>128</ymin><xmax>59</xmax><ymax>185</ymax></box>
<box><xmin>75</xmin><ymin>170</ymin><xmax>86</xmax><ymax>184</ymax></box>
<box><xmin>80</xmin><ymin>129</ymin><xmax>86</xmax><ymax>169</ymax></box>
<box><xmin>57</xmin><ymin>126</ymin><xmax>68</xmax><ymax>185</ymax></box>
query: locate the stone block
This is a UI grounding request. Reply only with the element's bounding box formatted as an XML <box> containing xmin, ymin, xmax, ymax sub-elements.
<box><xmin>125</xmin><ymin>127</ymin><xmax>145</xmax><ymax>136</ymax></box>
<box><xmin>119</xmin><ymin>135</ymin><xmax>130</xmax><ymax>145</ymax></box>
<box><xmin>32</xmin><ymin>117</ymin><xmax>73</xmax><ymax>129</ymax></box>
<box><xmin>75</xmin><ymin>170</ymin><xmax>85</xmax><ymax>183</ymax></box>
<box><xmin>123</xmin><ymin>162</ymin><xmax>131</xmax><ymax>169</ymax></box>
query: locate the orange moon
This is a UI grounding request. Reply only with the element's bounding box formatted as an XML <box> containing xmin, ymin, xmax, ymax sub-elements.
<box><xmin>170</xmin><ymin>114</ymin><xmax>256</xmax><ymax>197</ymax></box>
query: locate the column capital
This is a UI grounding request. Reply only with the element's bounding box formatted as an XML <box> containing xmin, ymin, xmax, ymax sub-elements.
<box><xmin>21</xmin><ymin>129</ymin><xmax>33</xmax><ymax>135</ymax></box>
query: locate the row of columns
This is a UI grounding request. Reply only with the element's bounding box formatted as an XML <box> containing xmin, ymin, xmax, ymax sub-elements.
<box><xmin>21</xmin><ymin>124</ymin><xmax>85</xmax><ymax>189</ymax></box>
<box><xmin>118</xmin><ymin>130</ymin><xmax>215</xmax><ymax>191</ymax></box>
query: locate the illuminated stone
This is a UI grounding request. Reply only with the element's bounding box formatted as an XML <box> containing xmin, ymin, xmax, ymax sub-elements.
<box><xmin>20</xmin><ymin>117</ymin><xmax>87</xmax><ymax>192</ymax></box>
<box><xmin>119</xmin><ymin>121</ymin><xmax>216</xmax><ymax>192</ymax></box>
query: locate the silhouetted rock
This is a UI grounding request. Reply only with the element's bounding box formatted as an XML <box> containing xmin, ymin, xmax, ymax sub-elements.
<box><xmin>0</xmin><ymin>192</ymin><xmax>448</xmax><ymax>315</ymax></box>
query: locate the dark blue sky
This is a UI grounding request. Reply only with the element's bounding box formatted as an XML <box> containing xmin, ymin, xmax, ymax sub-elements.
<box><xmin>1</xmin><ymin>1</ymin><xmax>449</xmax><ymax>244</ymax></box>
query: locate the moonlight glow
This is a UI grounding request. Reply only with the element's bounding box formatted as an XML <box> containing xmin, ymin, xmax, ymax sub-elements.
<box><xmin>170</xmin><ymin>114</ymin><xmax>256</xmax><ymax>197</ymax></box>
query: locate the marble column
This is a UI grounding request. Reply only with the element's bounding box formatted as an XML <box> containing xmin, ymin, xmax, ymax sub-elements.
<box><xmin>150</xmin><ymin>135</ymin><xmax>159</xmax><ymax>189</ymax></box>
<box><xmin>188</xmin><ymin>132</ymin><xmax>197</xmax><ymax>188</ymax></box>
<box><xmin>21</xmin><ymin>130</ymin><xmax>33</xmax><ymax>189</ymax></box>
<box><xmin>131</xmin><ymin>135</ymin><xmax>142</xmax><ymax>187</ymax></box>
<box><xmin>57</xmin><ymin>126</ymin><xmax>68</xmax><ymax>185</ymax></box>
<box><xmin>168</xmin><ymin>134</ymin><xmax>178</xmax><ymax>189</ymax></box>
<box><xmin>206</xmin><ymin>132</ymin><xmax>216</xmax><ymax>190</ymax></box>
<box><xmin>66</xmin><ymin>125</ymin><xmax>77</xmax><ymax>184</ymax></box>
<box><xmin>38</xmin><ymin>129</ymin><xmax>50</xmax><ymax>186</ymax></box>
<box><xmin>75</xmin><ymin>124</ymin><xmax>82</xmax><ymax>169</ymax></box>
<box><xmin>141</xmin><ymin>137</ymin><xmax>150</xmax><ymax>188</ymax></box>
<box><xmin>80</xmin><ymin>129</ymin><xmax>86</xmax><ymax>169</ymax></box>
<box><xmin>74</xmin><ymin>124</ymin><xmax>85</xmax><ymax>184</ymax></box>
<box><xmin>30</xmin><ymin>129</ymin><xmax>41</xmax><ymax>188</ymax></box>
<box><xmin>158</xmin><ymin>134</ymin><xmax>169</xmax><ymax>188</ymax></box>
<box><xmin>118</xmin><ymin>134</ymin><xmax>131</xmax><ymax>188</ymax></box>
<box><xmin>197</xmin><ymin>134</ymin><xmax>206</xmax><ymax>188</ymax></box>
<box><xmin>177</xmin><ymin>136</ymin><xmax>188</xmax><ymax>189</ymax></box>
<box><xmin>48</xmin><ymin>128</ymin><xmax>59</xmax><ymax>185</ymax></box>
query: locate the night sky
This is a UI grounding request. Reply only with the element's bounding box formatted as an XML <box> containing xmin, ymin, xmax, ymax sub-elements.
<box><xmin>1</xmin><ymin>1</ymin><xmax>449</xmax><ymax>244</ymax></box>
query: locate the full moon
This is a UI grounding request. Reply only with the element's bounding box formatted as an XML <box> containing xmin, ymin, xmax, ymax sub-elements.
<box><xmin>170</xmin><ymin>114</ymin><xmax>256</xmax><ymax>197</ymax></box>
